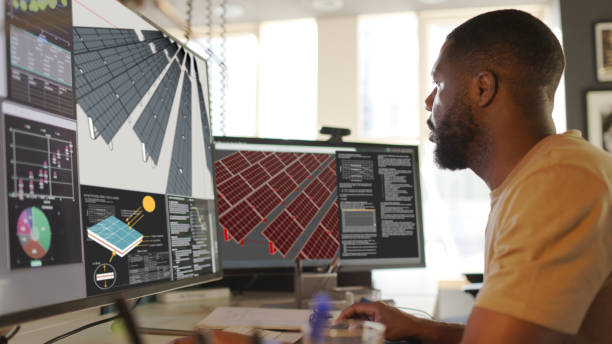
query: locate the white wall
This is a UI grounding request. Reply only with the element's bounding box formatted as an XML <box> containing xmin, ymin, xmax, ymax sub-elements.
<box><xmin>316</xmin><ymin>17</ymin><xmax>360</xmax><ymax>141</ymax></box>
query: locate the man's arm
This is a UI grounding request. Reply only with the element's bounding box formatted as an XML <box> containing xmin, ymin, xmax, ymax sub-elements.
<box><xmin>461</xmin><ymin>307</ymin><xmax>567</xmax><ymax>344</ymax></box>
<box><xmin>338</xmin><ymin>302</ymin><xmax>568</xmax><ymax>344</ymax></box>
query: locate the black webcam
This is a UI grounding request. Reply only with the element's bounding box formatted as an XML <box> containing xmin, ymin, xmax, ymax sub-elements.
<box><xmin>319</xmin><ymin>126</ymin><xmax>351</xmax><ymax>144</ymax></box>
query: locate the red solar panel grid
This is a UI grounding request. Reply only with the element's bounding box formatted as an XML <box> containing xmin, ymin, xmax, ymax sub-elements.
<box><xmin>276</xmin><ymin>152</ymin><xmax>298</xmax><ymax>166</ymax></box>
<box><xmin>286</xmin><ymin>161</ymin><xmax>309</xmax><ymax>185</ymax></box>
<box><xmin>217</xmin><ymin>174</ymin><xmax>252</xmax><ymax>205</ymax></box>
<box><xmin>314</xmin><ymin>154</ymin><xmax>330</xmax><ymax>164</ymax></box>
<box><xmin>217</xmin><ymin>196</ymin><xmax>231</xmax><ymax>215</ymax></box>
<box><xmin>262</xmin><ymin>211</ymin><xmax>303</xmax><ymax>256</ymax></box>
<box><xmin>321</xmin><ymin>203</ymin><xmax>339</xmax><ymax>238</ymax></box>
<box><xmin>299</xmin><ymin>154</ymin><xmax>319</xmax><ymax>173</ymax></box>
<box><xmin>219</xmin><ymin>201</ymin><xmax>262</xmax><ymax>242</ymax></box>
<box><xmin>287</xmin><ymin>193</ymin><xmax>319</xmax><ymax>228</ymax></box>
<box><xmin>317</xmin><ymin>166</ymin><xmax>337</xmax><ymax>192</ymax></box>
<box><xmin>328</xmin><ymin>159</ymin><xmax>337</xmax><ymax>171</ymax></box>
<box><xmin>300</xmin><ymin>225</ymin><xmax>339</xmax><ymax>259</ymax></box>
<box><xmin>247</xmin><ymin>184</ymin><xmax>282</xmax><ymax>218</ymax></box>
<box><xmin>221</xmin><ymin>152</ymin><xmax>250</xmax><ymax>174</ymax></box>
<box><xmin>241</xmin><ymin>150</ymin><xmax>266</xmax><ymax>164</ymax></box>
<box><xmin>304</xmin><ymin>179</ymin><xmax>331</xmax><ymax>207</ymax></box>
<box><xmin>260</xmin><ymin>154</ymin><xmax>284</xmax><ymax>176</ymax></box>
<box><xmin>269</xmin><ymin>172</ymin><xmax>296</xmax><ymax>199</ymax></box>
<box><xmin>215</xmin><ymin>161</ymin><xmax>232</xmax><ymax>183</ymax></box>
<box><xmin>241</xmin><ymin>164</ymin><xmax>270</xmax><ymax>188</ymax></box>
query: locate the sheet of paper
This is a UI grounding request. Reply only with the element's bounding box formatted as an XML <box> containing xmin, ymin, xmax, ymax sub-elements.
<box><xmin>222</xmin><ymin>326</ymin><xmax>302</xmax><ymax>344</ymax></box>
<box><xmin>197</xmin><ymin>306</ymin><xmax>339</xmax><ymax>331</ymax></box>
<box><xmin>275</xmin><ymin>332</ymin><xmax>304</xmax><ymax>343</ymax></box>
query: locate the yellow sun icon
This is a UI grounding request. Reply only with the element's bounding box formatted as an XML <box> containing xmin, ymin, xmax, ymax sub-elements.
<box><xmin>142</xmin><ymin>196</ymin><xmax>156</xmax><ymax>213</ymax></box>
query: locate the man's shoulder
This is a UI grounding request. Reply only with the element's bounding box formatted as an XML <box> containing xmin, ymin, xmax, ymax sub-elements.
<box><xmin>521</xmin><ymin>131</ymin><xmax>612</xmax><ymax>185</ymax></box>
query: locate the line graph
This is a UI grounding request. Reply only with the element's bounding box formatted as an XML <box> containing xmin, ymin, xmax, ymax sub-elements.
<box><xmin>7</xmin><ymin>120</ymin><xmax>76</xmax><ymax>201</ymax></box>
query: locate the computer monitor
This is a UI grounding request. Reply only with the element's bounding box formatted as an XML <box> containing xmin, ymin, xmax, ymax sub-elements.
<box><xmin>0</xmin><ymin>0</ymin><xmax>221</xmax><ymax>326</ymax></box>
<box><xmin>213</xmin><ymin>137</ymin><xmax>425</xmax><ymax>272</ymax></box>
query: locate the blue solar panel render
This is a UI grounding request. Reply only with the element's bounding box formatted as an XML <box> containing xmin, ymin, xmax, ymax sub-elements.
<box><xmin>74</xmin><ymin>39</ymin><xmax>170</xmax><ymax>98</ymax></box>
<box><xmin>73</xmin><ymin>27</ymin><xmax>140</xmax><ymax>54</ymax></box>
<box><xmin>177</xmin><ymin>48</ymin><xmax>185</xmax><ymax>65</ymax></box>
<box><xmin>74</xmin><ymin>26</ymin><xmax>175</xmax><ymax>143</ymax></box>
<box><xmin>167</xmin><ymin>71</ymin><xmax>192</xmax><ymax>196</ymax></box>
<box><xmin>142</xmin><ymin>30</ymin><xmax>163</xmax><ymax>41</ymax></box>
<box><xmin>133</xmin><ymin>61</ymin><xmax>181</xmax><ymax>163</ymax></box>
<box><xmin>165</xmin><ymin>43</ymin><xmax>179</xmax><ymax>59</ymax></box>
<box><xmin>87</xmin><ymin>216</ymin><xmax>143</xmax><ymax>257</ymax></box>
<box><xmin>194</xmin><ymin>60</ymin><xmax>214</xmax><ymax>178</ymax></box>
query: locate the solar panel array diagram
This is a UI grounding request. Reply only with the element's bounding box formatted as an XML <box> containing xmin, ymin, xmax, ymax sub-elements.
<box><xmin>73</xmin><ymin>27</ymin><xmax>206</xmax><ymax>197</ymax></box>
<box><xmin>73</xmin><ymin>28</ymin><xmax>178</xmax><ymax>143</ymax></box>
<box><xmin>166</xmin><ymin>74</ymin><xmax>192</xmax><ymax>196</ymax></box>
<box><xmin>215</xmin><ymin>152</ymin><xmax>340</xmax><ymax>259</ymax></box>
<box><xmin>133</xmin><ymin>60</ymin><xmax>180</xmax><ymax>164</ymax></box>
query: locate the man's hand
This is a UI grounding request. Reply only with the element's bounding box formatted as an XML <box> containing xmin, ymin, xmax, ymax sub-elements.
<box><xmin>337</xmin><ymin>301</ymin><xmax>425</xmax><ymax>340</ymax></box>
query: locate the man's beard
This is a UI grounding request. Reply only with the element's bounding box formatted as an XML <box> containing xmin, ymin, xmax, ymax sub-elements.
<box><xmin>430</xmin><ymin>96</ymin><xmax>480</xmax><ymax>170</ymax></box>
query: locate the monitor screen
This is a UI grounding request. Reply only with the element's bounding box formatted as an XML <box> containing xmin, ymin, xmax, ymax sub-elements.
<box><xmin>213</xmin><ymin>137</ymin><xmax>425</xmax><ymax>271</ymax></box>
<box><xmin>0</xmin><ymin>0</ymin><xmax>221</xmax><ymax>326</ymax></box>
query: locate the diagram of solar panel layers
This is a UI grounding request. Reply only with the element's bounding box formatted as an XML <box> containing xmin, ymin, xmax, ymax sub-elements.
<box><xmin>80</xmin><ymin>185</ymin><xmax>171</xmax><ymax>296</ymax></box>
<box><xmin>4</xmin><ymin>112</ymin><xmax>82</xmax><ymax>269</ymax></box>
<box><xmin>166</xmin><ymin>195</ymin><xmax>219</xmax><ymax>280</ymax></box>
<box><xmin>214</xmin><ymin>150</ymin><xmax>341</xmax><ymax>262</ymax></box>
<box><xmin>87</xmin><ymin>216</ymin><xmax>143</xmax><ymax>257</ymax></box>
<box><xmin>5</xmin><ymin>0</ymin><xmax>76</xmax><ymax>118</ymax></box>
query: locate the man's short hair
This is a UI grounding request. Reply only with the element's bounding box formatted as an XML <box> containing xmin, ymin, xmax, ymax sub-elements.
<box><xmin>446</xmin><ymin>9</ymin><xmax>565</xmax><ymax>99</ymax></box>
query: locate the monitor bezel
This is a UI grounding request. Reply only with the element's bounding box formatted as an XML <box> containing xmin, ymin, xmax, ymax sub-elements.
<box><xmin>0</xmin><ymin>1</ymin><xmax>223</xmax><ymax>327</ymax></box>
<box><xmin>213</xmin><ymin>136</ymin><xmax>426</xmax><ymax>272</ymax></box>
<box><xmin>0</xmin><ymin>274</ymin><xmax>222</xmax><ymax>327</ymax></box>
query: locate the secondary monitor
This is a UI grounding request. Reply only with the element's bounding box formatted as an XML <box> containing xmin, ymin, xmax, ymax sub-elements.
<box><xmin>213</xmin><ymin>137</ymin><xmax>425</xmax><ymax>271</ymax></box>
<box><xmin>0</xmin><ymin>0</ymin><xmax>221</xmax><ymax>326</ymax></box>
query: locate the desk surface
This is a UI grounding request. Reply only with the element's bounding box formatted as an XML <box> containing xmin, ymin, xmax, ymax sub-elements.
<box><xmin>9</xmin><ymin>288</ymin><xmax>442</xmax><ymax>344</ymax></box>
<box><xmin>11</xmin><ymin>292</ymin><xmax>297</xmax><ymax>344</ymax></box>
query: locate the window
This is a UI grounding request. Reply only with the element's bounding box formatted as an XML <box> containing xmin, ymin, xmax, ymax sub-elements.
<box><xmin>198</xmin><ymin>19</ymin><xmax>318</xmax><ymax>139</ymax></box>
<box><xmin>359</xmin><ymin>13</ymin><xmax>419</xmax><ymax>140</ymax></box>
<box><xmin>205</xmin><ymin>34</ymin><xmax>258</xmax><ymax>137</ymax></box>
<box><xmin>258</xmin><ymin>19</ymin><xmax>318</xmax><ymax>140</ymax></box>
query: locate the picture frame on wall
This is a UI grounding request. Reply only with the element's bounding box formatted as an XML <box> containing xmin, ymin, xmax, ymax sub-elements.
<box><xmin>586</xmin><ymin>90</ymin><xmax>612</xmax><ymax>153</ymax></box>
<box><xmin>595</xmin><ymin>22</ymin><xmax>612</xmax><ymax>82</ymax></box>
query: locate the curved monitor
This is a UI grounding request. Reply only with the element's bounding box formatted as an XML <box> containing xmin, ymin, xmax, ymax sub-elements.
<box><xmin>0</xmin><ymin>0</ymin><xmax>221</xmax><ymax>326</ymax></box>
<box><xmin>213</xmin><ymin>137</ymin><xmax>425</xmax><ymax>272</ymax></box>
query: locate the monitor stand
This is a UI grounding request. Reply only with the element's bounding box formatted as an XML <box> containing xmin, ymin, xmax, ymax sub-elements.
<box><xmin>294</xmin><ymin>260</ymin><xmax>338</xmax><ymax>308</ymax></box>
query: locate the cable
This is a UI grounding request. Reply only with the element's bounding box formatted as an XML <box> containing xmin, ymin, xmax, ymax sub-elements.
<box><xmin>396</xmin><ymin>306</ymin><xmax>434</xmax><ymax>320</ymax></box>
<box><xmin>43</xmin><ymin>298</ymin><xmax>142</xmax><ymax>344</ymax></box>
<box><xmin>115</xmin><ymin>298</ymin><xmax>142</xmax><ymax>344</ymax></box>
<box><xmin>184</xmin><ymin>0</ymin><xmax>193</xmax><ymax>41</ymax></box>
<box><xmin>218</xmin><ymin>0</ymin><xmax>228</xmax><ymax>136</ymax></box>
<box><xmin>205</xmin><ymin>0</ymin><xmax>212</xmax><ymax>43</ymax></box>
<box><xmin>0</xmin><ymin>325</ymin><xmax>21</xmax><ymax>343</ymax></box>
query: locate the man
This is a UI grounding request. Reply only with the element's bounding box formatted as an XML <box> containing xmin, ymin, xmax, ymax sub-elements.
<box><xmin>339</xmin><ymin>9</ymin><xmax>612</xmax><ymax>344</ymax></box>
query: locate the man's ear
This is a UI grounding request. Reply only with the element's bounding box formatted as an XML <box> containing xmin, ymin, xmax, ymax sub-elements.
<box><xmin>471</xmin><ymin>71</ymin><xmax>497</xmax><ymax>107</ymax></box>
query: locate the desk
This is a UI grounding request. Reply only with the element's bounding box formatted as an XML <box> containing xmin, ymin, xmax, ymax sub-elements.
<box><xmin>10</xmin><ymin>288</ymin><xmax>444</xmax><ymax>343</ymax></box>
<box><xmin>10</xmin><ymin>292</ymin><xmax>296</xmax><ymax>344</ymax></box>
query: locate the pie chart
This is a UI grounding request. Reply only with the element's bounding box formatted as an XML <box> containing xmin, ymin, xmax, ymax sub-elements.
<box><xmin>16</xmin><ymin>207</ymin><xmax>51</xmax><ymax>259</ymax></box>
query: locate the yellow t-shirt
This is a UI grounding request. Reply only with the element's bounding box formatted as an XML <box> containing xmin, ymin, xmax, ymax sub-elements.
<box><xmin>474</xmin><ymin>130</ymin><xmax>612</xmax><ymax>343</ymax></box>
